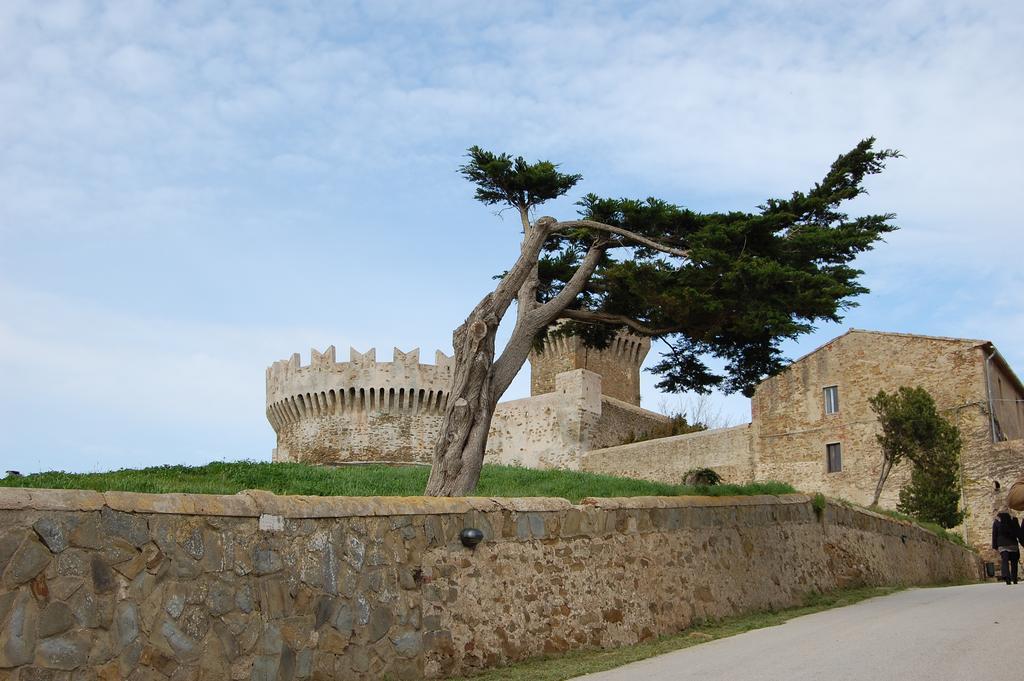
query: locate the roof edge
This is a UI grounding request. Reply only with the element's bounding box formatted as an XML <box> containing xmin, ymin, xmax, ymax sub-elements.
<box><xmin>785</xmin><ymin>328</ymin><xmax>989</xmax><ymax>368</ymax></box>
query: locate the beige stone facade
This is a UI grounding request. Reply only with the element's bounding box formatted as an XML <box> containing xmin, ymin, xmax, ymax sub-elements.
<box><xmin>268</xmin><ymin>330</ymin><xmax>670</xmax><ymax>470</ymax></box>
<box><xmin>582</xmin><ymin>329</ymin><xmax>1024</xmax><ymax>555</ymax></box>
<box><xmin>266</xmin><ymin>346</ymin><xmax>453</xmax><ymax>464</ymax></box>
<box><xmin>0</xmin><ymin>488</ymin><xmax>980</xmax><ymax>679</ymax></box>
<box><xmin>486</xmin><ymin>370</ymin><xmax>671</xmax><ymax>470</ymax></box>
<box><xmin>529</xmin><ymin>330</ymin><xmax>650</xmax><ymax>406</ymax></box>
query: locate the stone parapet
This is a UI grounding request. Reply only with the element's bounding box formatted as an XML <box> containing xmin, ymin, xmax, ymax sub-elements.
<box><xmin>0</xmin><ymin>488</ymin><xmax>575</xmax><ymax>518</ymax></box>
<box><xmin>581</xmin><ymin>423</ymin><xmax>755</xmax><ymax>484</ymax></box>
<box><xmin>0</xmin><ymin>489</ymin><xmax>981</xmax><ymax>679</ymax></box>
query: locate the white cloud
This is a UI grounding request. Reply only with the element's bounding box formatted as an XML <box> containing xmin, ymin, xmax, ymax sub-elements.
<box><xmin>0</xmin><ymin>0</ymin><xmax>1021</xmax><ymax>468</ymax></box>
<box><xmin>106</xmin><ymin>44</ymin><xmax>178</xmax><ymax>93</ymax></box>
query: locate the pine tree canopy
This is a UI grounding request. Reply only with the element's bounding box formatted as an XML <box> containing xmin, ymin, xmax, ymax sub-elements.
<box><xmin>460</xmin><ymin>138</ymin><xmax>900</xmax><ymax>397</ymax></box>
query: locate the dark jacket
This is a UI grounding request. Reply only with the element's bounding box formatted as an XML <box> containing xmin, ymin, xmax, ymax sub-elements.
<box><xmin>992</xmin><ymin>514</ymin><xmax>1021</xmax><ymax>551</ymax></box>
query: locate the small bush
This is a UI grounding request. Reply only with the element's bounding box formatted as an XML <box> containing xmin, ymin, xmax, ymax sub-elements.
<box><xmin>668</xmin><ymin>413</ymin><xmax>708</xmax><ymax>436</ymax></box>
<box><xmin>683</xmin><ymin>468</ymin><xmax>722</xmax><ymax>486</ymax></box>
<box><xmin>812</xmin><ymin>493</ymin><xmax>827</xmax><ymax>518</ymax></box>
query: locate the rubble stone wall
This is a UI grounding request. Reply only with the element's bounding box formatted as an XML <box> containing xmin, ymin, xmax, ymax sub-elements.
<box><xmin>0</xmin><ymin>489</ymin><xmax>981</xmax><ymax>680</ymax></box>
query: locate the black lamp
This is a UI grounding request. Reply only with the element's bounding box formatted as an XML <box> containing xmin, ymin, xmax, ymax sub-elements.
<box><xmin>459</xmin><ymin>528</ymin><xmax>484</xmax><ymax>549</ymax></box>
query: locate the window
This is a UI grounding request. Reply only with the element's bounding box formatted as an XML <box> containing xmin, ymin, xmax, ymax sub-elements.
<box><xmin>826</xmin><ymin>443</ymin><xmax>842</xmax><ymax>473</ymax></box>
<box><xmin>824</xmin><ymin>386</ymin><xmax>839</xmax><ymax>415</ymax></box>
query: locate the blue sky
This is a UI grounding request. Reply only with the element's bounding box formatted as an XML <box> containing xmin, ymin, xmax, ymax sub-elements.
<box><xmin>1</xmin><ymin>1</ymin><xmax>1022</xmax><ymax>473</ymax></box>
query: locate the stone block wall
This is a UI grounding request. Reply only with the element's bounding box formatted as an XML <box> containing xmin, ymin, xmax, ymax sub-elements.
<box><xmin>580</xmin><ymin>424</ymin><xmax>755</xmax><ymax>485</ymax></box>
<box><xmin>0</xmin><ymin>489</ymin><xmax>980</xmax><ymax>680</ymax></box>
<box><xmin>588</xmin><ymin>398</ymin><xmax>673</xmax><ymax>451</ymax></box>
<box><xmin>486</xmin><ymin>370</ymin><xmax>671</xmax><ymax>470</ymax></box>
<box><xmin>267</xmin><ymin>347</ymin><xmax>452</xmax><ymax>464</ymax></box>
<box><xmin>529</xmin><ymin>330</ymin><xmax>650</xmax><ymax>406</ymax></box>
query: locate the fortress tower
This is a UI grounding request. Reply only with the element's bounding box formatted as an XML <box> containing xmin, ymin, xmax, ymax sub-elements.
<box><xmin>529</xmin><ymin>328</ymin><xmax>651</xmax><ymax>406</ymax></box>
<box><xmin>266</xmin><ymin>332</ymin><xmax>669</xmax><ymax>470</ymax></box>
<box><xmin>266</xmin><ymin>346</ymin><xmax>453</xmax><ymax>465</ymax></box>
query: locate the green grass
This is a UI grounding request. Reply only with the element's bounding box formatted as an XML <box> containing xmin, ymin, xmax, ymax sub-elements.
<box><xmin>0</xmin><ymin>461</ymin><xmax>796</xmax><ymax>503</ymax></box>
<box><xmin>449</xmin><ymin>585</ymin><xmax>908</xmax><ymax>680</ymax></box>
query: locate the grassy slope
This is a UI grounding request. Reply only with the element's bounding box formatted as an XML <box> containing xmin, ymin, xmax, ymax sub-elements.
<box><xmin>0</xmin><ymin>461</ymin><xmax>795</xmax><ymax>503</ymax></box>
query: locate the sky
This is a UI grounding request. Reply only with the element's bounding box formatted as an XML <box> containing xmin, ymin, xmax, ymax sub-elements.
<box><xmin>1</xmin><ymin>1</ymin><xmax>1022</xmax><ymax>473</ymax></box>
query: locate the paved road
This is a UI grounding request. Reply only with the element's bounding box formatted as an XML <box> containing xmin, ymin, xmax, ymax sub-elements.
<box><xmin>579</xmin><ymin>583</ymin><xmax>1022</xmax><ymax>681</ymax></box>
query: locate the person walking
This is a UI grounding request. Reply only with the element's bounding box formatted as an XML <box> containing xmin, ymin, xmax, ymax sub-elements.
<box><xmin>992</xmin><ymin>506</ymin><xmax>1021</xmax><ymax>585</ymax></box>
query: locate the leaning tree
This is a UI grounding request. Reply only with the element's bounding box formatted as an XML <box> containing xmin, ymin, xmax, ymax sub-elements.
<box><xmin>425</xmin><ymin>139</ymin><xmax>900</xmax><ymax>496</ymax></box>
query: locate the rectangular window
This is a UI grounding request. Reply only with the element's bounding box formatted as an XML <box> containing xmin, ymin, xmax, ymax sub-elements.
<box><xmin>824</xmin><ymin>386</ymin><xmax>839</xmax><ymax>415</ymax></box>
<box><xmin>826</xmin><ymin>443</ymin><xmax>842</xmax><ymax>473</ymax></box>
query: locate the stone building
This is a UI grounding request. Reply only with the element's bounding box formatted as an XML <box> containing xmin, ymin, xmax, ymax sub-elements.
<box><xmin>266</xmin><ymin>331</ymin><xmax>670</xmax><ymax>468</ymax></box>
<box><xmin>266</xmin><ymin>327</ymin><xmax>1023</xmax><ymax>552</ymax></box>
<box><xmin>582</xmin><ymin>329</ymin><xmax>1024</xmax><ymax>554</ymax></box>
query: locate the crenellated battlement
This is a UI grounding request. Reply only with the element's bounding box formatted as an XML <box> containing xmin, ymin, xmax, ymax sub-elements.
<box><xmin>265</xmin><ymin>346</ymin><xmax>455</xmax><ymax>453</ymax></box>
<box><xmin>267</xmin><ymin>345</ymin><xmax>452</xmax><ymax>384</ymax></box>
<box><xmin>530</xmin><ymin>327</ymin><xmax>651</xmax><ymax>406</ymax></box>
<box><xmin>541</xmin><ymin>333</ymin><xmax>649</xmax><ymax>366</ymax></box>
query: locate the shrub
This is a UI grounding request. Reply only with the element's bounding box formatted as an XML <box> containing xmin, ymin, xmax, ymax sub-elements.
<box><xmin>682</xmin><ymin>467</ymin><xmax>722</xmax><ymax>486</ymax></box>
<box><xmin>812</xmin><ymin>493</ymin><xmax>827</xmax><ymax>518</ymax></box>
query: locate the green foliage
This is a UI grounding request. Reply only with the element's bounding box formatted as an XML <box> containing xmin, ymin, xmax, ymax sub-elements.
<box><xmin>682</xmin><ymin>467</ymin><xmax>722</xmax><ymax>486</ymax></box>
<box><xmin>459</xmin><ymin>146</ymin><xmax>581</xmax><ymax>214</ymax></box>
<box><xmin>897</xmin><ymin>447</ymin><xmax>966</xmax><ymax>529</ymax></box>
<box><xmin>869</xmin><ymin>386</ymin><xmax>966</xmax><ymax>528</ymax></box>
<box><xmin>0</xmin><ymin>461</ymin><xmax>794</xmax><ymax>503</ymax></box>
<box><xmin>812</xmin><ymin>492</ymin><xmax>827</xmax><ymax>518</ymax></box>
<box><xmin>668</xmin><ymin>413</ymin><xmax>709</xmax><ymax>436</ymax></box>
<box><xmin>465</xmin><ymin>139</ymin><xmax>900</xmax><ymax>397</ymax></box>
<box><xmin>869</xmin><ymin>387</ymin><xmax>949</xmax><ymax>469</ymax></box>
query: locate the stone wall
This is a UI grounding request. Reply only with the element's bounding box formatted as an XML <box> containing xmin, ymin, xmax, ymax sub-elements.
<box><xmin>0</xmin><ymin>488</ymin><xmax>980</xmax><ymax>680</ymax></box>
<box><xmin>581</xmin><ymin>424</ymin><xmax>754</xmax><ymax>485</ymax></box>
<box><xmin>588</xmin><ymin>398</ymin><xmax>673</xmax><ymax>451</ymax></box>
<box><xmin>564</xmin><ymin>330</ymin><xmax>1024</xmax><ymax>555</ymax></box>
<box><xmin>529</xmin><ymin>330</ymin><xmax>650</xmax><ymax>406</ymax></box>
<box><xmin>750</xmin><ymin>331</ymin><xmax>987</xmax><ymax>510</ymax></box>
<box><xmin>486</xmin><ymin>370</ymin><xmax>670</xmax><ymax>470</ymax></box>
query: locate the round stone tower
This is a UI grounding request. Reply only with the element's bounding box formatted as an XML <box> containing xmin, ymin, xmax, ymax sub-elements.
<box><xmin>266</xmin><ymin>346</ymin><xmax>453</xmax><ymax>464</ymax></box>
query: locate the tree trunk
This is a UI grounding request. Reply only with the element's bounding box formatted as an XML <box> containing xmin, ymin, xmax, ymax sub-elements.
<box><xmin>423</xmin><ymin>295</ymin><xmax>553</xmax><ymax>496</ymax></box>
<box><xmin>424</xmin><ymin>306</ymin><xmax>501</xmax><ymax>496</ymax></box>
<box><xmin>424</xmin><ymin>219</ymin><xmax>606</xmax><ymax>497</ymax></box>
<box><xmin>872</xmin><ymin>456</ymin><xmax>893</xmax><ymax>507</ymax></box>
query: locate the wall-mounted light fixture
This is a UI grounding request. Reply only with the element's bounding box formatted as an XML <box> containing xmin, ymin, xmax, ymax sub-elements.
<box><xmin>459</xmin><ymin>528</ymin><xmax>484</xmax><ymax>549</ymax></box>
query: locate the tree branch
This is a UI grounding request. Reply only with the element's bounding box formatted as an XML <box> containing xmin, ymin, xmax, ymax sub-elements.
<box><xmin>559</xmin><ymin>309</ymin><xmax>682</xmax><ymax>336</ymax></box>
<box><xmin>529</xmin><ymin>242</ymin><xmax>606</xmax><ymax>327</ymax></box>
<box><xmin>490</xmin><ymin>241</ymin><xmax>607</xmax><ymax>400</ymax></box>
<box><xmin>551</xmin><ymin>219</ymin><xmax>690</xmax><ymax>258</ymax></box>
<box><xmin>484</xmin><ymin>216</ymin><xmax>555</xmax><ymax>321</ymax></box>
